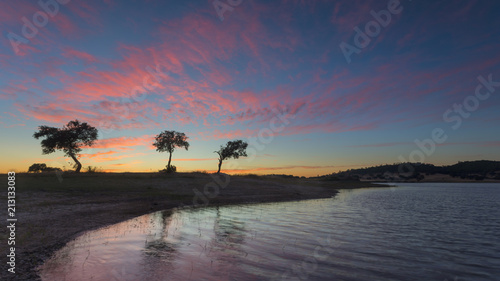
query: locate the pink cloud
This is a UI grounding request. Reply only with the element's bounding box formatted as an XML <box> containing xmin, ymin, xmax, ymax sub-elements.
<box><xmin>86</xmin><ymin>153</ymin><xmax>146</xmax><ymax>163</ymax></box>
<box><xmin>89</xmin><ymin>135</ymin><xmax>153</xmax><ymax>149</ymax></box>
<box><xmin>80</xmin><ymin>150</ymin><xmax>118</xmax><ymax>159</ymax></box>
<box><xmin>5</xmin><ymin>0</ymin><xmax>499</xmax><ymax>142</ymax></box>
<box><xmin>173</xmin><ymin>158</ymin><xmax>218</xmax><ymax>162</ymax></box>
<box><xmin>198</xmin><ymin>129</ymin><xmax>259</xmax><ymax>140</ymax></box>
<box><xmin>0</xmin><ymin>2</ymin><xmax>39</xmax><ymax>24</ymax></box>
<box><xmin>62</xmin><ymin>47</ymin><xmax>98</xmax><ymax>63</ymax></box>
<box><xmin>51</xmin><ymin>13</ymin><xmax>79</xmax><ymax>36</ymax></box>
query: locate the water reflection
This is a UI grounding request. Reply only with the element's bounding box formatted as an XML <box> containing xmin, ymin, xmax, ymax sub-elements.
<box><xmin>39</xmin><ymin>184</ymin><xmax>500</xmax><ymax>281</ymax></box>
<box><xmin>208</xmin><ymin>207</ymin><xmax>247</xmax><ymax>277</ymax></box>
<box><xmin>140</xmin><ymin>211</ymin><xmax>178</xmax><ymax>280</ymax></box>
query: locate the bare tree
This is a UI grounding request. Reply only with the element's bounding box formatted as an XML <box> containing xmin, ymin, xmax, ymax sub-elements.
<box><xmin>214</xmin><ymin>140</ymin><xmax>248</xmax><ymax>174</ymax></box>
<box><xmin>33</xmin><ymin>120</ymin><xmax>98</xmax><ymax>173</ymax></box>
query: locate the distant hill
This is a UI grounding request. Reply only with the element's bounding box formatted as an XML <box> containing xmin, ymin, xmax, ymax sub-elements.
<box><xmin>318</xmin><ymin>160</ymin><xmax>500</xmax><ymax>182</ymax></box>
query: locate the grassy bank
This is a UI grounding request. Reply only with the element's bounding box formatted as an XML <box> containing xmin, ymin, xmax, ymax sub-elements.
<box><xmin>0</xmin><ymin>172</ymin><xmax>388</xmax><ymax>280</ymax></box>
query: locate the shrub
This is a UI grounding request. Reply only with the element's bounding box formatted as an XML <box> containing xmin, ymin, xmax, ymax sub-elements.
<box><xmin>167</xmin><ymin>165</ymin><xmax>177</xmax><ymax>173</ymax></box>
<box><xmin>42</xmin><ymin>167</ymin><xmax>62</xmax><ymax>172</ymax></box>
<box><xmin>28</xmin><ymin>163</ymin><xmax>61</xmax><ymax>173</ymax></box>
<box><xmin>86</xmin><ymin>166</ymin><xmax>102</xmax><ymax>173</ymax></box>
<box><xmin>28</xmin><ymin>163</ymin><xmax>47</xmax><ymax>173</ymax></box>
<box><xmin>160</xmin><ymin>165</ymin><xmax>177</xmax><ymax>174</ymax></box>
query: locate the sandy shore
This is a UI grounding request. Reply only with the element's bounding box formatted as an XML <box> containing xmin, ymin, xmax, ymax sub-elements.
<box><xmin>0</xmin><ymin>172</ymin><xmax>387</xmax><ymax>280</ymax></box>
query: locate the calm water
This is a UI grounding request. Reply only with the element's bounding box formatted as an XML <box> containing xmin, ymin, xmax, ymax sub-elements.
<box><xmin>39</xmin><ymin>183</ymin><xmax>500</xmax><ymax>281</ymax></box>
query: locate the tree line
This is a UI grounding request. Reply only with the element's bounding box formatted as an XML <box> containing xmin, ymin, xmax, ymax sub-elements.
<box><xmin>32</xmin><ymin>120</ymin><xmax>248</xmax><ymax>174</ymax></box>
<box><xmin>319</xmin><ymin>161</ymin><xmax>500</xmax><ymax>181</ymax></box>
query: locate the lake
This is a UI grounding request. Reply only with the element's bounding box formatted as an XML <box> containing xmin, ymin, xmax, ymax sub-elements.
<box><xmin>39</xmin><ymin>183</ymin><xmax>500</xmax><ymax>280</ymax></box>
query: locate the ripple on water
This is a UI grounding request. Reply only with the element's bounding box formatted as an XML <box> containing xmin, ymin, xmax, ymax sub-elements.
<box><xmin>39</xmin><ymin>183</ymin><xmax>500</xmax><ymax>281</ymax></box>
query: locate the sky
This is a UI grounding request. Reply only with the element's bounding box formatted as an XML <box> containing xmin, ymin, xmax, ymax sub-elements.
<box><xmin>0</xmin><ymin>0</ymin><xmax>499</xmax><ymax>176</ymax></box>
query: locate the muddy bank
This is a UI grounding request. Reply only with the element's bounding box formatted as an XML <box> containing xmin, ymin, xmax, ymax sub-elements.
<box><xmin>0</xmin><ymin>172</ymin><xmax>387</xmax><ymax>280</ymax></box>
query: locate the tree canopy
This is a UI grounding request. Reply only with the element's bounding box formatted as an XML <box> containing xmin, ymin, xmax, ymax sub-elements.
<box><xmin>33</xmin><ymin>120</ymin><xmax>98</xmax><ymax>173</ymax></box>
<box><xmin>28</xmin><ymin>163</ymin><xmax>61</xmax><ymax>173</ymax></box>
<box><xmin>28</xmin><ymin>163</ymin><xmax>47</xmax><ymax>173</ymax></box>
<box><xmin>214</xmin><ymin>140</ymin><xmax>248</xmax><ymax>173</ymax></box>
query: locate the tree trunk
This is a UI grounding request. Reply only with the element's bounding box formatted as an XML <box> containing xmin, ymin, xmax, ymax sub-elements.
<box><xmin>217</xmin><ymin>159</ymin><xmax>222</xmax><ymax>174</ymax></box>
<box><xmin>168</xmin><ymin>152</ymin><xmax>172</xmax><ymax>169</ymax></box>
<box><xmin>69</xmin><ymin>153</ymin><xmax>82</xmax><ymax>173</ymax></box>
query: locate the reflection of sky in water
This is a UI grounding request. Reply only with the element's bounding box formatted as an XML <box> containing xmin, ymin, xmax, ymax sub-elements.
<box><xmin>39</xmin><ymin>199</ymin><xmax>337</xmax><ymax>281</ymax></box>
<box><xmin>39</xmin><ymin>184</ymin><xmax>500</xmax><ymax>281</ymax></box>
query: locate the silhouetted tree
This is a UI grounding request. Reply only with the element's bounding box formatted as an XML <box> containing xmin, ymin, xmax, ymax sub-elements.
<box><xmin>33</xmin><ymin>120</ymin><xmax>98</xmax><ymax>173</ymax></box>
<box><xmin>153</xmin><ymin>130</ymin><xmax>189</xmax><ymax>172</ymax></box>
<box><xmin>214</xmin><ymin>140</ymin><xmax>248</xmax><ymax>174</ymax></box>
<box><xmin>28</xmin><ymin>163</ymin><xmax>47</xmax><ymax>173</ymax></box>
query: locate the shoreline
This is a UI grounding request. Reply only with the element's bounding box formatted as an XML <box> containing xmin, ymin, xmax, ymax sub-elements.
<box><xmin>0</xmin><ymin>172</ymin><xmax>388</xmax><ymax>280</ymax></box>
